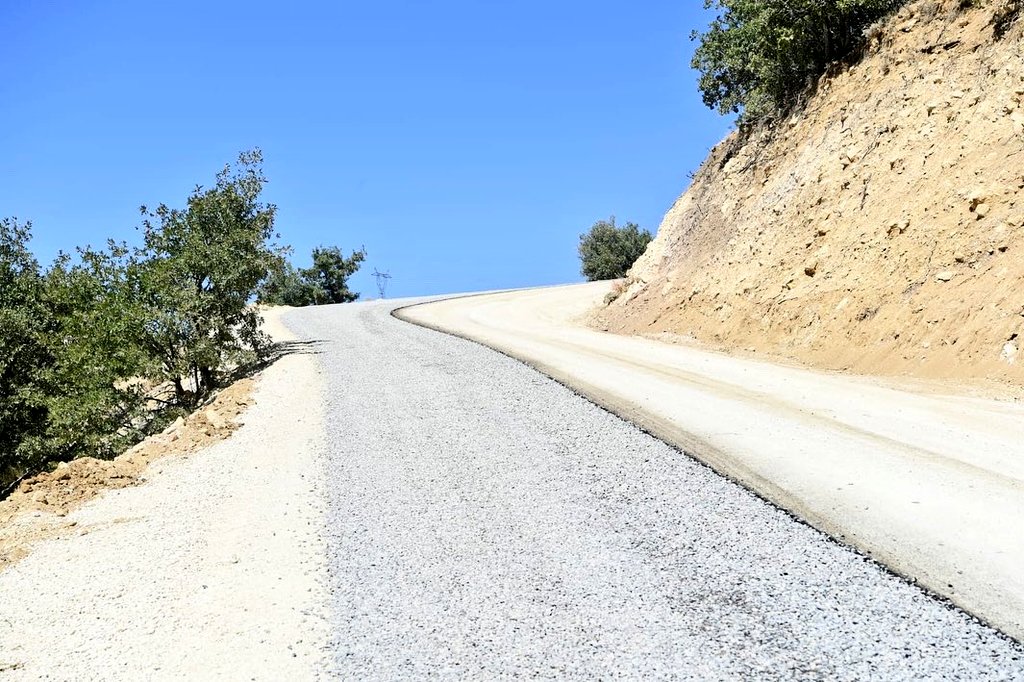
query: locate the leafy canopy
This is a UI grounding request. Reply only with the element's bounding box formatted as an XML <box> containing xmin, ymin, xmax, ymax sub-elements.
<box><xmin>578</xmin><ymin>217</ymin><xmax>653</xmax><ymax>281</ymax></box>
<box><xmin>0</xmin><ymin>219</ymin><xmax>52</xmax><ymax>481</ymax></box>
<box><xmin>691</xmin><ymin>0</ymin><xmax>904</xmax><ymax>121</ymax></box>
<box><xmin>305</xmin><ymin>246</ymin><xmax>366</xmax><ymax>304</ymax></box>
<box><xmin>258</xmin><ymin>246</ymin><xmax>365</xmax><ymax>307</ymax></box>
<box><xmin>0</xmin><ymin>219</ymin><xmax>165</xmax><ymax>490</ymax></box>
<box><xmin>0</xmin><ymin>150</ymin><xmax>325</xmax><ymax>492</ymax></box>
<box><xmin>134</xmin><ymin>149</ymin><xmax>280</xmax><ymax>405</ymax></box>
<box><xmin>41</xmin><ymin>245</ymin><xmax>150</xmax><ymax>461</ymax></box>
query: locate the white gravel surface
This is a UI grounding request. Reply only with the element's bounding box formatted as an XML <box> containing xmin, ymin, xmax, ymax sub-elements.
<box><xmin>283</xmin><ymin>299</ymin><xmax>1024</xmax><ymax>680</ymax></box>
<box><xmin>0</xmin><ymin>311</ymin><xmax>330</xmax><ymax>680</ymax></box>
<box><xmin>399</xmin><ymin>282</ymin><xmax>1024</xmax><ymax>639</ymax></box>
<box><xmin>2</xmin><ymin>298</ymin><xmax>1022</xmax><ymax>680</ymax></box>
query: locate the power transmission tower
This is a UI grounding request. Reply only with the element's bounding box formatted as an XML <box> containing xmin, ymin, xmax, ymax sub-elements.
<box><xmin>372</xmin><ymin>268</ymin><xmax>392</xmax><ymax>299</ymax></box>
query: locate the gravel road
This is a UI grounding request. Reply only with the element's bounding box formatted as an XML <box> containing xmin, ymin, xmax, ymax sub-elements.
<box><xmin>1</xmin><ymin>297</ymin><xmax>1021</xmax><ymax>680</ymax></box>
<box><xmin>398</xmin><ymin>282</ymin><xmax>1024</xmax><ymax>639</ymax></box>
<box><xmin>283</xmin><ymin>299</ymin><xmax>1024</xmax><ymax>680</ymax></box>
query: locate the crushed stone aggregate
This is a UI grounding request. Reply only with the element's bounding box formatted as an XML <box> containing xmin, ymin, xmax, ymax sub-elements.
<box><xmin>283</xmin><ymin>299</ymin><xmax>1024</xmax><ymax>681</ymax></box>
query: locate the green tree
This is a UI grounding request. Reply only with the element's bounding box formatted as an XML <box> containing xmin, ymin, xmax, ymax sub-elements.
<box><xmin>40</xmin><ymin>245</ymin><xmax>151</xmax><ymax>461</ymax></box>
<box><xmin>1</xmin><ymin>223</ymin><xmax>153</xmax><ymax>490</ymax></box>
<box><xmin>258</xmin><ymin>258</ymin><xmax>321</xmax><ymax>307</ymax></box>
<box><xmin>258</xmin><ymin>246</ymin><xmax>365</xmax><ymax>307</ymax></box>
<box><xmin>133</xmin><ymin>149</ymin><xmax>281</xmax><ymax>406</ymax></box>
<box><xmin>0</xmin><ymin>219</ymin><xmax>52</xmax><ymax>485</ymax></box>
<box><xmin>578</xmin><ymin>217</ymin><xmax>653</xmax><ymax>281</ymax></box>
<box><xmin>303</xmin><ymin>246</ymin><xmax>365</xmax><ymax>304</ymax></box>
<box><xmin>1</xmin><ymin>151</ymin><xmax>320</xmax><ymax>492</ymax></box>
<box><xmin>692</xmin><ymin>0</ymin><xmax>904</xmax><ymax>121</ymax></box>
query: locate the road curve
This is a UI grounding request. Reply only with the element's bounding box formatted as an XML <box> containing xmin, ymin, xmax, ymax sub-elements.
<box><xmin>395</xmin><ymin>282</ymin><xmax>1024</xmax><ymax>642</ymax></box>
<box><xmin>284</xmin><ymin>296</ymin><xmax>1023</xmax><ymax>679</ymax></box>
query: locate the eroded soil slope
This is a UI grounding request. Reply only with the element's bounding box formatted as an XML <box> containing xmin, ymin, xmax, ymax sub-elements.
<box><xmin>0</xmin><ymin>378</ymin><xmax>253</xmax><ymax>571</ymax></box>
<box><xmin>596</xmin><ymin>0</ymin><xmax>1024</xmax><ymax>395</ymax></box>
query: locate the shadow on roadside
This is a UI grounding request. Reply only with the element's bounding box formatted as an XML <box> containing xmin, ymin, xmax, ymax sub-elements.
<box><xmin>225</xmin><ymin>339</ymin><xmax>327</xmax><ymax>384</ymax></box>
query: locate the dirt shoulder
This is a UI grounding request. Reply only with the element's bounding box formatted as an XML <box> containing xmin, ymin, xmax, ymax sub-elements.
<box><xmin>0</xmin><ymin>306</ymin><xmax>330</xmax><ymax>679</ymax></box>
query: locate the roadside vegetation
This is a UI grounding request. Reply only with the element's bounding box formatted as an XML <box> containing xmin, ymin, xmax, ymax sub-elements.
<box><xmin>257</xmin><ymin>245</ymin><xmax>365</xmax><ymax>307</ymax></box>
<box><xmin>0</xmin><ymin>150</ymin><xmax>364</xmax><ymax>493</ymax></box>
<box><xmin>578</xmin><ymin>217</ymin><xmax>653</xmax><ymax>281</ymax></box>
<box><xmin>3</xmin><ymin>1</ymin><xmax>938</xmax><ymax>495</ymax></box>
<box><xmin>691</xmin><ymin>0</ymin><xmax>906</xmax><ymax>122</ymax></box>
<box><xmin>579</xmin><ymin>3</ymin><xmax>909</xmax><ymax>281</ymax></box>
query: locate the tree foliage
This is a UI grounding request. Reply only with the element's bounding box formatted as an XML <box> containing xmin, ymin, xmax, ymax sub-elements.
<box><xmin>1</xmin><ymin>150</ymin><xmax>293</xmax><ymax>492</ymax></box>
<box><xmin>134</xmin><ymin>150</ymin><xmax>280</xmax><ymax>406</ymax></box>
<box><xmin>258</xmin><ymin>260</ymin><xmax>321</xmax><ymax>307</ymax></box>
<box><xmin>578</xmin><ymin>217</ymin><xmax>653</xmax><ymax>281</ymax></box>
<box><xmin>41</xmin><ymin>246</ymin><xmax>150</xmax><ymax>461</ymax></box>
<box><xmin>304</xmin><ymin>246</ymin><xmax>365</xmax><ymax>304</ymax></box>
<box><xmin>258</xmin><ymin>246</ymin><xmax>365</xmax><ymax>307</ymax></box>
<box><xmin>0</xmin><ymin>219</ymin><xmax>52</xmax><ymax>482</ymax></box>
<box><xmin>691</xmin><ymin>0</ymin><xmax>904</xmax><ymax>121</ymax></box>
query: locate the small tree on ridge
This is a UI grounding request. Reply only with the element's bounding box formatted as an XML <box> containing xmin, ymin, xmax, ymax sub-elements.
<box><xmin>578</xmin><ymin>217</ymin><xmax>653</xmax><ymax>281</ymax></box>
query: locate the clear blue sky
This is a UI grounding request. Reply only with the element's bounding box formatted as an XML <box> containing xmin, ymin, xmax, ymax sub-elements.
<box><xmin>2</xmin><ymin>1</ymin><xmax>732</xmax><ymax>298</ymax></box>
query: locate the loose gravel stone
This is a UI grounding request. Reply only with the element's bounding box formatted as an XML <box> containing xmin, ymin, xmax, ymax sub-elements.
<box><xmin>283</xmin><ymin>299</ymin><xmax>1024</xmax><ymax>681</ymax></box>
<box><xmin>0</xmin><ymin>311</ymin><xmax>331</xmax><ymax>681</ymax></box>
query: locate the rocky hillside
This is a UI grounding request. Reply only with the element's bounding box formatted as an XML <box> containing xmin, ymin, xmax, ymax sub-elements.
<box><xmin>596</xmin><ymin>0</ymin><xmax>1024</xmax><ymax>396</ymax></box>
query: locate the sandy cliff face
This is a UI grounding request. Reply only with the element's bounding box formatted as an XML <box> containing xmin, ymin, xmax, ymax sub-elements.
<box><xmin>595</xmin><ymin>0</ymin><xmax>1024</xmax><ymax>395</ymax></box>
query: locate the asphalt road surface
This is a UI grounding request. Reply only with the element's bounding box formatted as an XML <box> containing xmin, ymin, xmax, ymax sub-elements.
<box><xmin>283</xmin><ymin>297</ymin><xmax>1024</xmax><ymax>680</ymax></box>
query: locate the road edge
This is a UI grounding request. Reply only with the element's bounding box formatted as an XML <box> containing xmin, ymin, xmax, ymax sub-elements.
<box><xmin>392</xmin><ymin>299</ymin><xmax>1024</xmax><ymax>644</ymax></box>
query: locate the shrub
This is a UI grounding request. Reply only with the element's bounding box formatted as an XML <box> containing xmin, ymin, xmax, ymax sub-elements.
<box><xmin>1</xmin><ymin>151</ymin><xmax>313</xmax><ymax>492</ymax></box>
<box><xmin>1</xmin><ymin>223</ymin><xmax>156</xmax><ymax>490</ymax></box>
<box><xmin>578</xmin><ymin>217</ymin><xmax>653</xmax><ymax>281</ymax></box>
<box><xmin>303</xmin><ymin>246</ymin><xmax>365</xmax><ymax>304</ymax></box>
<box><xmin>133</xmin><ymin>149</ymin><xmax>281</xmax><ymax>406</ymax></box>
<box><xmin>258</xmin><ymin>246</ymin><xmax>365</xmax><ymax>307</ymax></box>
<box><xmin>41</xmin><ymin>246</ymin><xmax>151</xmax><ymax>461</ymax></box>
<box><xmin>691</xmin><ymin>0</ymin><xmax>905</xmax><ymax>121</ymax></box>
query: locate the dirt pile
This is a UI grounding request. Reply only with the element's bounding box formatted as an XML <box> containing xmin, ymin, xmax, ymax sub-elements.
<box><xmin>595</xmin><ymin>0</ymin><xmax>1024</xmax><ymax>396</ymax></box>
<box><xmin>0</xmin><ymin>378</ymin><xmax>254</xmax><ymax>570</ymax></box>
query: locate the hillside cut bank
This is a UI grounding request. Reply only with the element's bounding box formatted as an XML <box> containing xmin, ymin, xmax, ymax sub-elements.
<box><xmin>596</xmin><ymin>0</ymin><xmax>1024</xmax><ymax>395</ymax></box>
